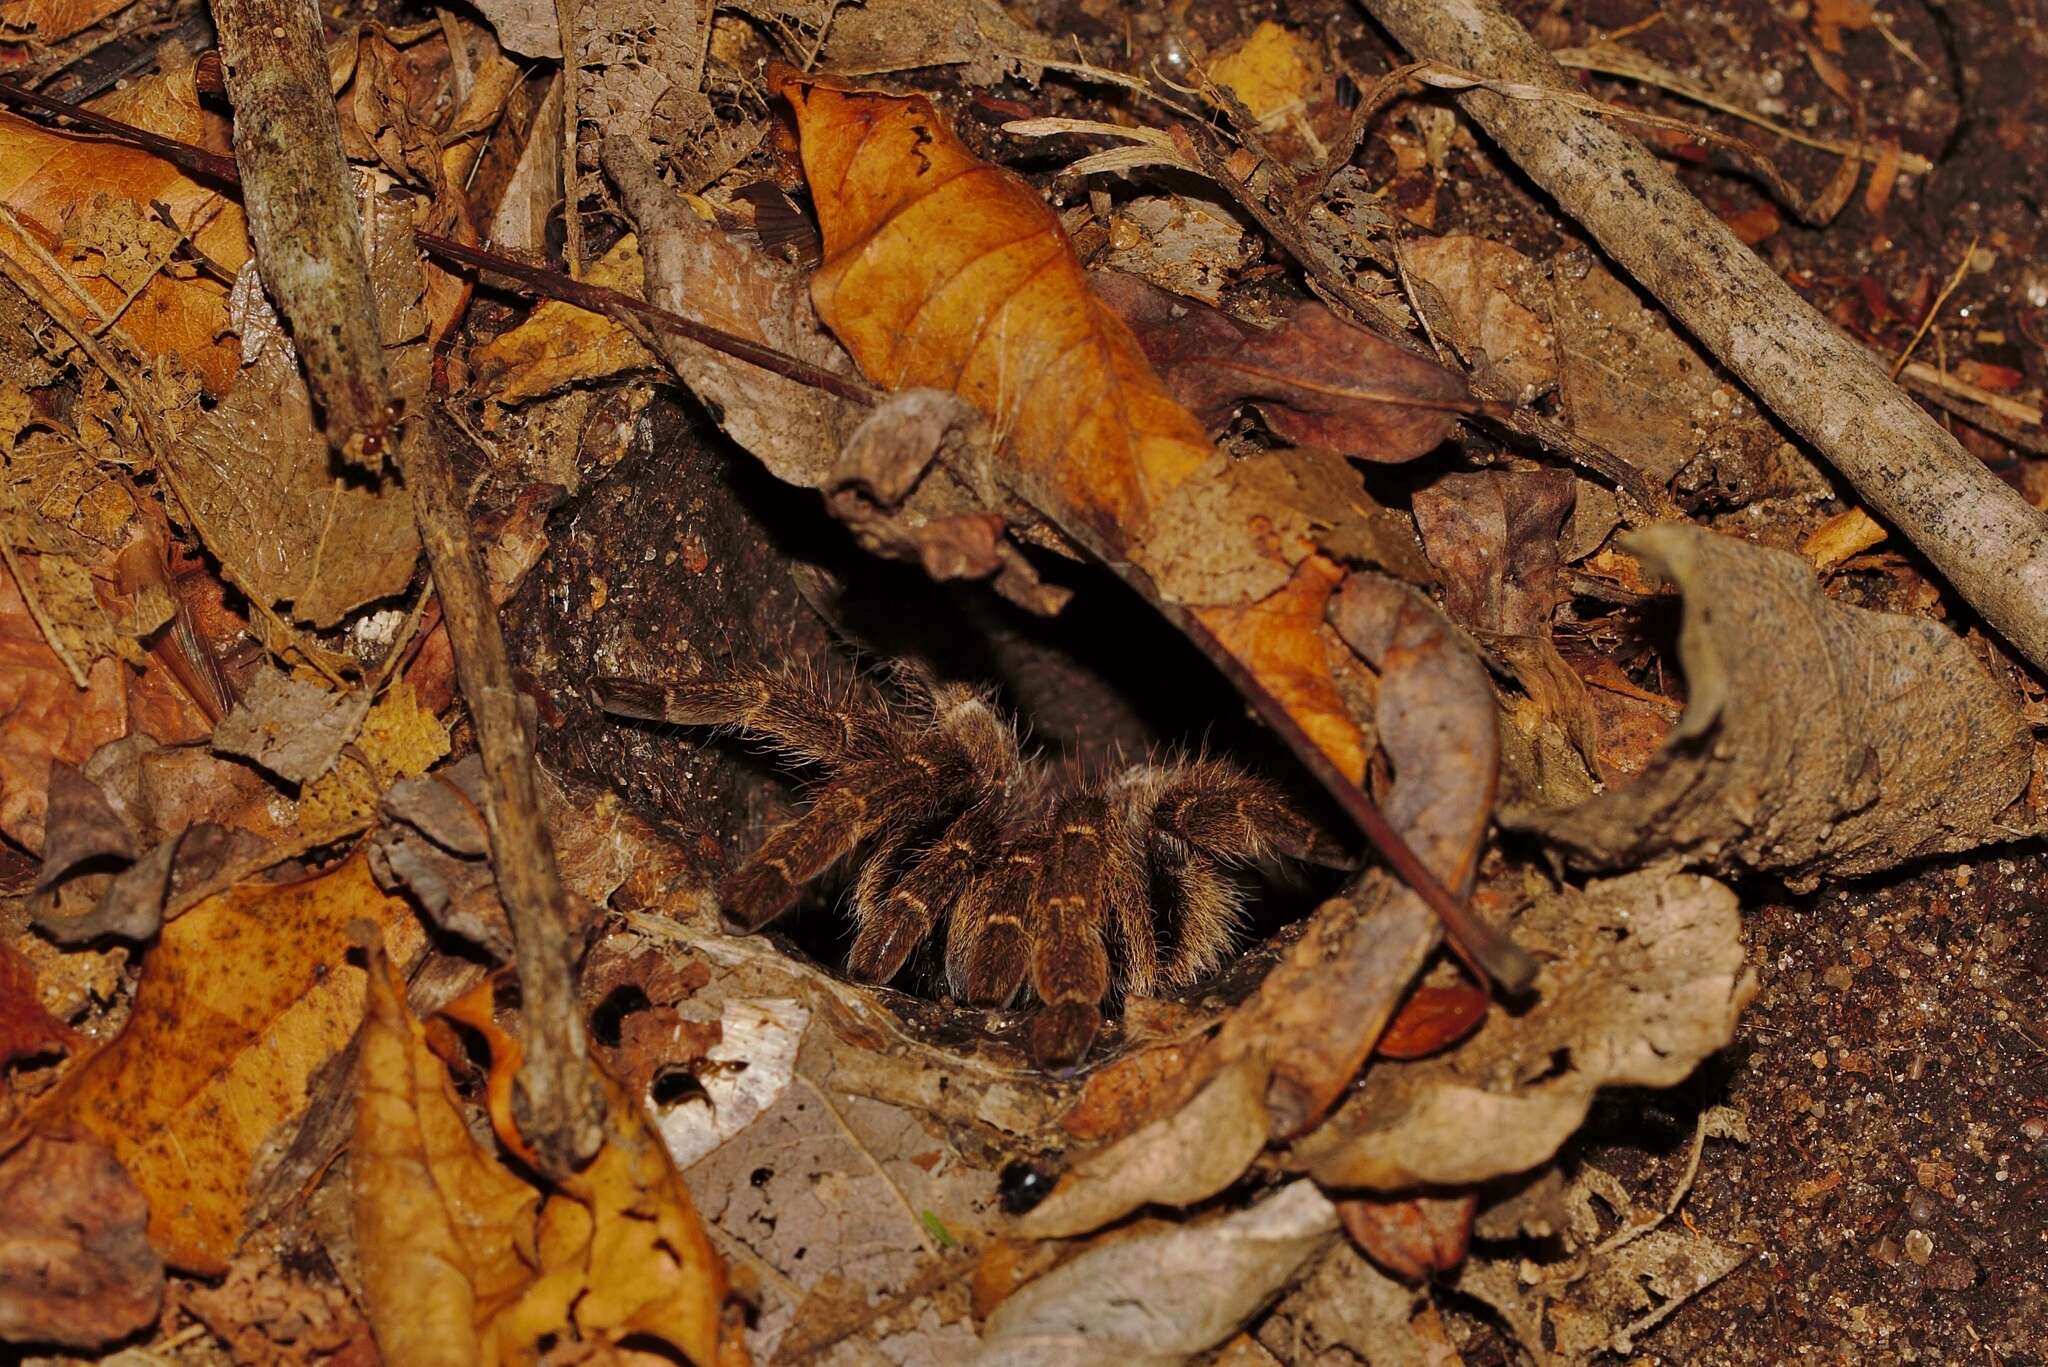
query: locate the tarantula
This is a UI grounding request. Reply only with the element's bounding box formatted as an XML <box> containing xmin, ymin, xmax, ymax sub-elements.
<box><xmin>595</xmin><ymin>663</ymin><xmax>1334</xmax><ymax>1067</ymax></box>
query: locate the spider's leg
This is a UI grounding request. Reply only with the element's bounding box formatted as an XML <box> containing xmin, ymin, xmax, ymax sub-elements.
<box><xmin>722</xmin><ymin>758</ymin><xmax>916</xmax><ymax>930</ymax></box>
<box><xmin>593</xmin><ymin>667</ymin><xmax>892</xmax><ymax>767</ymax></box>
<box><xmin>1024</xmin><ymin>790</ymin><xmax>1121</xmax><ymax>1067</ymax></box>
<box><xmin>1147</xmin><ymin>842</ymin><xmax>1247</xmax><ymax>988</ymax></box>
<box><xmin>1148</xmin><ymin>760</ymin><xmax>1345</xmax><ymax>867</ymax></box>
<box><xmin>849</xmin><ymin>796</ymin><xmax>1004</xmax><ymax>984</ymax></box>
<box><xmin>946</xmin><ymin>841</ymin><xmax>1040</xmax><ymax>1007</ymax></box>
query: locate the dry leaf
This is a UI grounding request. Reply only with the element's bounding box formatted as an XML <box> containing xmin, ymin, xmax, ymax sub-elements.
<box><xmin>1400</xmin><ymin>234</ymin><xmax>1558</xmax><ymax>399</ymax></box>
<box><xmin>1095</xmin><ymin>269</ymin><xmax>1468</xmax><ymax>462</ymax></box>
<box><xmin>351</xmin><ymin>938</ymin><xmax>546</xmax><ymax>1366</ymax></box>
<box><xmin>30</xmin><ymin>853</ymin><xmax>425</xmax><ymax>1272</ymax></box>
<box><xmin>1374</xmin><ymin>983</ymin><xmax>1488</xmax><ymax>1062</ymax></box>
<box><xmin>0</xmin><ymin>559</ymin><xmax>126</xmax><ymax>850</ymax></box>
<box><xmin>179</xmin><ymin>279</ymin><xmax>420</xmax><ymax>628</ymax></box>
<box><xmin>0</xmin><ymin>1133</ymin><xmax>163</xmax><ymax>1348</ymax></box>
<box><xmin>211</xmin><ymin>667</ymin><xmax>374</xmax><ymax>784</ymax></box>
<box><xmin>1505</xmin><ymin>525</ymin><xmax>2033</xmax><ymax>885</ymax></box>
<box><xmin>981</xmin><ymin>1181</ymin><xmax>1339</xmax><ymax>1366</ymax></box>
<box><xmin>1335</xmin><ymin>1192</ymin><xmax>1477</xmax><ymax>1281</ymax></box>
<box><xmin>777</xmin><ymin>69</ymin><xmax>1213</xmax><ymax>556</ymax></box>
<box><xmin>356</xmin><ymin>933</ymin><xmax>741</xmax><ymax>1366</ymax></box>
<box><xmin>0</xmin><ymin>58</ymin><xmax>249</xmax><ymax>392</ymax></box>
<box><xmin>1296</xmin><ymin>866</ymin><xmax>1752</xmax><ymax>1190</ymax></box>
<box><xmin>0</xmin><ymin>939</ymin><xmax>81</xmax><ymax>1081</ymax></box>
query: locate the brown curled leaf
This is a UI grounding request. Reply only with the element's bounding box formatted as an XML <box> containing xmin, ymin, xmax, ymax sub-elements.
<box><xmin>356</xmin><ymin>941</ymin><xmax>742</xmax><ymax>1366</ymax></box>
<box><xmin>772</xmin><ymin>67</ymin><xmax>1213</xmax><ymax>555</ymax></box>
<box><xmin>1504</xmin><ymin>525</ymin><xmax>2032</xmax><ymax>885</ymax></box>
<box><xmin>1094</xmin><ymin>267</ymin><xmax>1471</xmax><ymax>461</ymax></box>
<box><xmin>1375</xmin><ymin>982</ymin><xmax>1490</xmax><ymax>1061</ymax></box>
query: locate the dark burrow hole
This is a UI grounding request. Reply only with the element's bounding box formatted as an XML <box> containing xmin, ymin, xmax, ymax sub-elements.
<box><xmin>510</xmin><ymin>393</ymin><xmax>1356</xmax><ymax>1064</ymax></box>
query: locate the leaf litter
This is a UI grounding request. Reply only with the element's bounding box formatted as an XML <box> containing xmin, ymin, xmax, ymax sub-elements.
<box><xmin>0</xmin><ymin>0</ymin><xmax>2042</xmax><ymax>1361</ymax></box>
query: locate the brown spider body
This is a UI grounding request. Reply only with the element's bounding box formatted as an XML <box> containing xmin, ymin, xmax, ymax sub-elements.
<box><xmin>596</xmin><ymin>664</ymin><xmax>1330</xmax><ymax>1067</ymax></box>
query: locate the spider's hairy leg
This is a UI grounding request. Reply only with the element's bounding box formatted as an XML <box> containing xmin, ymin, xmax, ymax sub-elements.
<box><xmin>721</xmin><ymin>759</ymin><xmax>928</xmax><ymax>930</ymax></box>
<box><xmin>849</xmin><ymin>797</ymin><xmax>1003</xmax><ymax>983</ymax></box>
<box><xmin>1147</xmin><ymin>759</ymin><xmax>1347</xmax><ymax>867</ymax></box>
<box><xmin>1024</xmin><ymin>789</ymin><xmax>1126</xmax><ymax>1068</ymax></box>
<box><xmin>1147</xmin><ymin>844</ymin><xmax>1247</xmax><ymax>988</ymax></box>
<box><xmin>945</xmin><ymin>843</ymin><xmax>1040</xmax><ymax>1007</ymax></box>
<box><xmin>592</xmin><ymin>665</ymin><xmax>894</xmax><ymax>767</ymax></box>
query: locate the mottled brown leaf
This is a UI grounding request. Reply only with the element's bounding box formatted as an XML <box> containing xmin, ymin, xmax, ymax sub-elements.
<box><xmin>0</xmin><ymin>940</ymin><xmax>80</xmax><ymax>1078</ymax></box>
<box><xmin>1506</xmin><ymin>526</ymin><xmax>2033</xmax><ymax>883</ymax></box>
<box><xmin>1335</xmin><ymin>1191</ymin><xmax>1477</xmax><ymax>1281</ymax></box>
<box><xmin>0</xmin><ymin>1134</ymin><xmax>163</xmax><ymax>1348</ymax></box>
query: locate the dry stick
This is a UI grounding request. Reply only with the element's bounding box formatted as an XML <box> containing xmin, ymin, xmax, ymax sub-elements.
<box><xmin>209</xmin><ymin>0</ymin><xmax>392</xmax><ymax>469</ymax></box>
<box><xmin>396</xmin><ymin>410</ymin><xmax>604</xmax><ymax>1173</ymax></box>
<box><xmin>1358</xmin><ymin>0</ymin><xmax>2048</xmax><ymax>675</ymax></box>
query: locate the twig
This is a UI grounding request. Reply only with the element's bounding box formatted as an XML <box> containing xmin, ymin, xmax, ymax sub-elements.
<box><xmin>1553</xmin><ymin>41</ymin><xmax>1934</xmax><ymax>175</ymax></box>
<box><xmin>209</xmin><ymin>0</ymin><xmax>391</xmax><ymax>468</ymax></box>
<box><xmin>397</xmin><ymin>407</ymin><xmax>605</xmax><ymax>1175</ymax></box>
<box><xmin>1359</xmin><ymin>0</ymin><xmax>2048</xmax><ymax>676</ymax></box>
<box><xmin>1891</xmin><ymin>235</ymin><xmax>1978</xmax><ymax>379</ymax></box>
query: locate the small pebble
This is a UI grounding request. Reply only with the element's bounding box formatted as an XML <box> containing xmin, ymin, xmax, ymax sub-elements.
<box><xmin>1903</xmin><ymin>1228</ymin><xmax>1934</xmax><ymax>1265</ymax></box>
<box><xmin>1872</xmin><ymin>1235</ymin><xmax>1901</xmax><ymax>1266</ymax></box>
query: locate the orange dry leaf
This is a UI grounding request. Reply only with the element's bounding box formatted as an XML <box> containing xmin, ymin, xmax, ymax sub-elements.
<box><xmin>0</xmin><ymin>56</ymin><xmax>249</xmax><ymax>394</ymax></box>
<box><xmin>0</xmin><ymin>938</ymin><xmax>81</xmax><ymax>1083</ymax></box>
<box><xmin>1191</xmin><ymin>554</ymin><xmax>1367</xmax><ymax>783</ymax></box>
<box><xmin>774</xmin><ymin>67</ymin><xmax>1371</xmax><ymax>778</ymax></box>
<box><xmin>774</xmin><ymin>66</ymin><xmax>1210</xmax><ymax>552</ymax></box>
<box><xmin>354</xmin><ymin>946</ymin><xmax>742</xmax><ymax>1367</ymax></box>
<box><xmin>29</xmin><ymin>853</ymin><xmax>423</xmax><ymax>1272</ymax></box>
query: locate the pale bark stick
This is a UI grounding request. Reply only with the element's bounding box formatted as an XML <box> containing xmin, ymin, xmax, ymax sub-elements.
<box><xmin>1359</xmin><ymin>0</ymin><xmax>2048</xmax><ymax>674</ymax></box>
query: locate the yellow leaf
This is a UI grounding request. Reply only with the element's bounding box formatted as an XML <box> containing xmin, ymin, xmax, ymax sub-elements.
<box><xmin>31</xmin><ymin>853</ymin><xmax>424</xmax><ymax>1272</ymax></box>
<box><xmin>355</xmin><ymin>961</ymin><xmax>743</xmax><ymax>1366</ymax></box>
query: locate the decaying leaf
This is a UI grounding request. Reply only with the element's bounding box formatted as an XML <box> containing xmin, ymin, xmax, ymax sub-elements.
<box><xmin>1400</xmin><ymin>233</ymin><xmax>1558</xmax><ymax>400</ymax></box>
<box><xmin>0</xmin><ymin>559</ymin><xmax>127</xmax><ymax>850</ymax></box>
<box><xmin>776</xmin><ymin>67</ymin><xmax>1214</xmax><ymax>559</ymax></box>
<box><xmin>1295</xmin><ymin>866</ymin><xmax>1752</xmax><ymax>1190</ymax></box>
<box><xmin>0</xmin><ymin>1133</ymin><xmax>163</xmax><ymax>1348</ymax></box>
<box><xmin>29</xmin><ymin>853</ymin><xmax>425</xmax><ymax>1272</ymax></box>
<box><xmin>1335</xmin><ymin>1191</ymin><xmax>1477</xmax><ymax>1282</ymax></box>
<box><xmin>1095</xmin><ymin>268</ymin><xmax>1469</xmax><ymax>462</ymax></box>
<box><xmin>1505</xmin><ymin>525</ymin><xmax>2033</xmax><ymax>885</ymax></box>
<box><xmin>0</xmin><ymin>57</ymin><xmax>250</xmax><ymax>393</ymax></box>
<box><xmin>210</xmin><ymin>667</ymin><xmax>374</xmax><ymax>784</ymax></box>
<box><xmin>981</xmin><ymin>1181</ymin><xmax>1338</xmax><ymax>1366</ymax></box>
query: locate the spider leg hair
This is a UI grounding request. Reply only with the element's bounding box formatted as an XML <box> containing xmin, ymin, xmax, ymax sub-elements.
<box><xmin>722</xmin><ymin>760</ymin><xmax>932</xmax><ymax>930</ymax></box>
<box><xmin>593</xmin><ymin>664</ymin><xmax>894</xmax><ymax>767</ymax></box>
<box><xmin>1023</xmin><ymin>783</ymin><xmax>1131</xmax><ymax>1067</ymax></box>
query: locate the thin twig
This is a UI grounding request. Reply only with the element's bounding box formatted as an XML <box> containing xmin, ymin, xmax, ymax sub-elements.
<box><xmin>1891</xmin><ymin>234</ymin><xmax>1978</xmax><ymax>379</ymax></box>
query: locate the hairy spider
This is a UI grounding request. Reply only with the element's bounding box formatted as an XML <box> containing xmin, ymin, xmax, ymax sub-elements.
<box><xmin>595</xmin><ymin>663</ymin><xmax>1332</xmax><ymax>1067</ymax></box>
